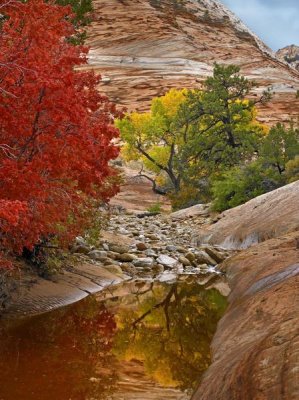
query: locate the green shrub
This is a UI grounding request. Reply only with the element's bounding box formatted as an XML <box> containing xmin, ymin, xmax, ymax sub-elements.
<box><xmin>147</xmin><ymin>202</ymin><xmax>162</xmax><ymax>213</ymax></box>
<box><xmin>286</xmin><ymin>155</ymin><xmax>299</xmax><ymax>182</ymax></box>
<box><xmin>211</xmin><ymin>162</ymin><xmax>282</xmax><ymax>212</ymax></box>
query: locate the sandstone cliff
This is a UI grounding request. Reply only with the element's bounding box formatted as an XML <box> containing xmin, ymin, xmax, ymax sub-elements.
<box><xmin>81</xmin><ymin>0</ymin><xmax>299</xmax><ymax>124</ymax></box>
<box><xmin>276</xmin><ymin>44</ymin><xmax>299</xmax><ymax>72</ymax></box>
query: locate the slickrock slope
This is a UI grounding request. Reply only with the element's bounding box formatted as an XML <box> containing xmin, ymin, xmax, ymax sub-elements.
<box><xmin>193</xmin><ymin>180</ymin><xmax>299</xmax><ymax>249</ymax></box>
<box><xmin>192</xmin><ymin>232</ymin><xmax>299</xmax><ymax>400</ymax></box>
<box><xmin>81</xmin><ymin>0</ymin><xmax>299</xmax><ymax>124</ymax></box>
<box><xmin>276</xmin><ymin>44</ymin><xmax>299</xmax><ymax>72</ymax></box>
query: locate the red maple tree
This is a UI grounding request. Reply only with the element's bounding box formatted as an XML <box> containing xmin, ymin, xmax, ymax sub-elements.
<box><xmin>0</xmin><ymin>0</ymin><xmax>120</xmax><ymax>267</ymax></box>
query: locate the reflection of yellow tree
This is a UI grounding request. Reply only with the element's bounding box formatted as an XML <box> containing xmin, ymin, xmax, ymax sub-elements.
<box><xmin>0</xmin><ymin>297</ymin><xmax>118</xmax><ymax>400</ymax></box>
<box><xmin>113</xmin><ymin>282</ymin><xmax>227</xmax><ymax>393</ymax></box>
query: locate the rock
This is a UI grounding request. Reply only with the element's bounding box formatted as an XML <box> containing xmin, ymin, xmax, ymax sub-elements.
<box><xmin>136</xmin><ymin>242</ymin><xmax>147</xmax><ymax>251</ymax></box>
<box><xmin>200</xmin><ymin>245</ymin><xmax>227</xmax><ymax>264</ymax></box>
<box><xmin>166</xmin><ymin>245</ymin><xmax>177</xmax><ymax>251</ymax></box>
<box><xmin>156</xmin><ymin>255</ymin><xmax>178</xmax><ymax>268</ymax></box>
<box><xmin>177</xmin><ymin>246</ymin><xmax>187</xmax><ymax>253</ymax></box>
<box><xmin>109</xmin><ymin>244</ymin><xmax>129</xmax><ymax>254</ymax></box>
<box><xmin>195</xmin><ymin>250</ymin><xmax>217</xmax><ymax>266</ymax></box>
<box><xmin>87</xmin><ymin>250</ymin><xmax>108</xmax><ymax>260</ymax></box>
<box><xmin>120</xmin><ymin>263</ymin><xmax>137</xmax><ymax>275</ymax></box>
<box><xmin>75</xmin><ymin>236</ymin><xmax>86</xmax><ymax>246</ymax></box>
<box><xmin>152</xmin><ymin>264</ymin><xmax>164</xmax><ymax>275</ymax></box>
<box><xmin>102</xmin><ymin>243</ymin><xmax>109</xmax><ymax>251</ymax></box>
<box><xmin>118</xmin><ymin>227</ymin><xmax>129</xmax><ymax>235</ymax></box>
<box><xmin>116</xmin><ymin>253</ymin><xmax>137</xmax><ymax>262</ymax></box>
<box><xmin>193</xmin><ymin>232</ymin><xmax>299</xmax><ymax>400</ymax></box>
<box><xmin>104</xmin><ymin>265</ymin><xmax>124</xmax><ymax>276</ymax></box>
<box><xmin>158</xmin><ymin>271</ymin><xmax>177</xmax><ymax>283</ymax></box>
<box><xmin>145</xmin><ymin>249</ymin><xmax>157</xmax><ymax>257</ymax></box>
<box><xmin>147</xmin><ymin>234</ymin><xmax>160</xmax><ymax>241</ymax></box>
<box><xmin>185</xmin><ymin>252</ymin><xmax>196</xmax><ymax>262</ymax></box>
<box><xmin>71</xmin><ymin>244</ymin><xmax>90</xmax><ymax>255</ymax></box>
<box><xmin>133</xmin><ymin>257</ymin><xmax>154</xmax><ymax>268</ymax></box>
<box><xmin>171</xmin><ymin>204</ymin><xmax>210</xmax><ymax>220</ymax></box>
<box><xmin>103</xmin><ymin>259</ymin><xmax>118</xmax><ymax>266</ymax></box>
<box><xmin>178</xmin><ymin>256</ymin><xmax>192</xmax><ymax>266</ymax></box>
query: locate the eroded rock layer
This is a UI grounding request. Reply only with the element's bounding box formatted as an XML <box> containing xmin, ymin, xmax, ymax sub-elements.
<box><xmin>81</xmin><ymin>0</ymin><xmax>299</xmax><ymax>124</ymax></box>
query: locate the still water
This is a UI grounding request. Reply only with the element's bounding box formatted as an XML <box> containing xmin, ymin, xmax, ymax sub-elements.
<box><xmin>0</xmin><ymin>278</ymin><xmax>227</xmax><ymax>400</ymax></box>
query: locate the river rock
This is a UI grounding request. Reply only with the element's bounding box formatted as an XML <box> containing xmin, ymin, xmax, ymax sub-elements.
<box><xmin>156</xmin><ymin>255</ymin><xmax>178</xmax><ymax>268</ymax></box>
<box><xmin>195</xmin><ymin>250</ymin><xmax>217</xmax><ymax>266</ymax></box>
<box><xmin>71</xmin><ymin>244</ymin><xmax>90</xmax><ymax>255</ymax></box>
<box><xmin>109</xmin><ymin>244</ymin><xmax>129</xmax><ymax>254</ymax></box>
<box><xmin>178</xmin><ymin>256</ymin><xmax>192</xmax><ymax>266</ymax></box>
<box><xmin>200</xmin><ymin>245</ymin><xmax>227</xmax><ymax>263</ymax></box>
<box><xmin>136</xmin><ymin>242</ymin><xmax>147</xmax><ymax>251</ymax></box>
<box><xmin>147</xmin><ymin>234</ymin><xmax>160</xmax><ymax>241</ymax></box>
<box><xmin>88</xmin><ymin>250</ymin><xmax>108</xmax><ymax>260</ymax></box>
<box><xmin>185</xmin><ymin>252</ymin><xmax>196</xmax><ymax>262</ymax></box>
<box><xmin>116</xmin><ymin>253</ymin><xmax>137</xmax><ymax>262</ymax></box>
<box><xmin>145</xmin><ymin>249</ymin><xmax>157</xmax><ymax>257</ymax></box>
<box><xmin>133</xmin><ymin>257</ymin><xmax>154</xmax><ymax>267</ymax></box>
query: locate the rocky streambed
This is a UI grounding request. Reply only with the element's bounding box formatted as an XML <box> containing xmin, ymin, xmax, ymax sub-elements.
<box><xmin>70</xmin><ymin>206</ymin><xmax>232</xmax><ymax>286</ymax></box>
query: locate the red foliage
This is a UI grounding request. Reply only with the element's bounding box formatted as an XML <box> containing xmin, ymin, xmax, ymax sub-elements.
<box><xmin>0</xmin><ymin>0</ymin><xmax>120</xmax><ymax>267</ymax></box>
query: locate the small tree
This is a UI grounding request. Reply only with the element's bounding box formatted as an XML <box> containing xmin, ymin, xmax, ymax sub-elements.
<box><xmin>117</xmin><ymin>65</ymin><xmax>268</xmax><ymax>203</ymax></box>
<box><xmin>259</xmin><ymin>123</ymin><xmax>299</xmax><ymax>175</ymax></box>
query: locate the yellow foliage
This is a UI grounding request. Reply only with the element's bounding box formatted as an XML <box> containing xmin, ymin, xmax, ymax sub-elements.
<box><xmin>151</xmin><ymin>88</ymin><xmax>188</xmax><ymax>119</ymax></box>
<box><xmin>120</xmin><ymin>143</ymin><xmax>140</xmax><ymax>161</ymax></box>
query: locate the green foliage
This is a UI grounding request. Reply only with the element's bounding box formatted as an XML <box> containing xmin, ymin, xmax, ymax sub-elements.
<box><xmin>55</xmin><ymin>0</ymin><xmax>93</xmax><ymax>26</ymax></box>
<box><xmin>259</xmin><ymin>123</ymin><xmax>299</xmax><ymax>175</ymax></box>
<box><xmin>84</xmin><ymin>209</ymin><xmax>109</xmax><ymax>247</ymax></box>
<box><xmin>286</xmin><ymin>155</ymin><xmax>299</xmax><ymax>182</ymax></box>
<box><xmin>211</xmin><ymin>162</ymin><xmax>281</xmax><ymax>212</ymax></box>
<box><xmin>54</xmin><ymin>0</ymin><xmax>93</xmax><ymax>44</ymax></box>
<box><xmin>146</xmin><ymin>202</ymin><xmax>162</xmax><ymax>213</ymax></box>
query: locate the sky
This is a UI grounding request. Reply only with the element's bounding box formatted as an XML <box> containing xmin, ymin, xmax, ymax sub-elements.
<box><xmin>219</xmin><ymin>0</ymin><xmax>299</xmax><ymax>51</ymax></box>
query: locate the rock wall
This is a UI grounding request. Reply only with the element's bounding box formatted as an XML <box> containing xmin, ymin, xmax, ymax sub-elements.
<box><xmin>192</xmin><ymin>232</ymin><xmax>299</xmax><ymax>400</ymax></box>
<box><xmin>80</xmin><ymin>0</ymin><xmax>299</xmax><ymax>124</ymax></box>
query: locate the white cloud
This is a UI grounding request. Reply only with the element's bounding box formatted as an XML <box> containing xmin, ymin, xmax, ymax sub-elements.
<box><xmin>220</xmin><ymin>0</ymin><xmax>299</xmax><ymax>50</ymax></box>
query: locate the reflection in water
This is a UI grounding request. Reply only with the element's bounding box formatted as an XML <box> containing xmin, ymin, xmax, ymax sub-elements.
<box><xmin>0</xmin><ymin>278</ymin><xmax>227</xmax><ymax>400</ymax></box>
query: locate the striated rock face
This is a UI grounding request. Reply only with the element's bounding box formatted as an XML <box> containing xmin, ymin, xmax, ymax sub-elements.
<box><xmin>81</xmin><ymin>0</ymin><xmax>299</xmax><ymax>124</ymax></box>
<box><xmin>276</xmin><ymin>44</ymin><xmax>299</xmax><ymax>72</ymax></box>
<box><xmin>193</xmin><ymin>180</ymin><xmax>299</xmax><ymax>249</ymax></box>
<box><xmin>192</xmin><ymin>232</ymin><xmax>299</xmax><ymax>400</ymax></box>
